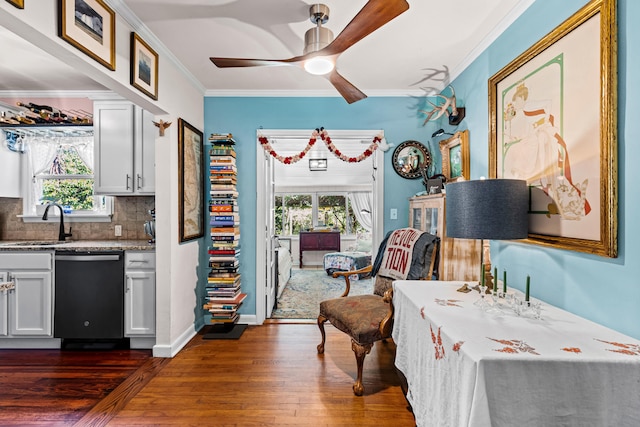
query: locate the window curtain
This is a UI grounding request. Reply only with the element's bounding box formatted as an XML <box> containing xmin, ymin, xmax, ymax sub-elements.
<box><xmin>26</xmin><ymin>137</ymin><xmax>58</xmax><ymax>204</ymax></box>
<box><xmin>349</xmin><ymin>192</ymin><xmax>372</xmax><ymax>231</ymax></box>
<box><xmin>70</xmin><ymin>136</ymin><xmax>94</xmax><ymax>170</ymax></box>
<box><xmin>25</xmin><ymin>135</ymin><xmax>94</xmax><ymax>206</ymax></box>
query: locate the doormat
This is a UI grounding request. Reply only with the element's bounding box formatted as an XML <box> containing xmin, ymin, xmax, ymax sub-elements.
<box><xmin>202</xmin><ymin>323</ymin><xmax>247</xmax><ymax>340</ymax></box>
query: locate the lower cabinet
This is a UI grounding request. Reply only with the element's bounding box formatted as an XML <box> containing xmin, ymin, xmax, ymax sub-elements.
<box><xmin>124</xmin><ymin>251</ymin><xmax>156</xmax><ymax>337</ymax></box>
<box><xmin>0</xmin><ymin>252</ymin><xmax>53</xmax><ymax>337</ymax></box>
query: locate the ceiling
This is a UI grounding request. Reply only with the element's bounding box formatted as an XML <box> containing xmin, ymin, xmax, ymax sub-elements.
<box><xmin>0</xmin><ymin>0</ymin><xmax>533</xmax><ymax>98</ymax></box>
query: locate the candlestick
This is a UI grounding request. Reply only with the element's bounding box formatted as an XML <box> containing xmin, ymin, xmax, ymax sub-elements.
<box><xmin>503</xmin><ymin>270</ymin><xmax>507</xmax><ymax>293</ymax></box>
<box><xmin>525</xmin><ymin>275</ymin><xmax>530</xmax><ymax>302</ymax></box>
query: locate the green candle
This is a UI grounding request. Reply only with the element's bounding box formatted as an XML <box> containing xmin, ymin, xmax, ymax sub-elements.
<box><xmin>493</xmin><ymin>267</ymin><xmax>498</xmax><ymax>292</ymax></box>
<box><xmin>525</xmin><ymin>275</ymin><xmax>530</xmax><ymax>302</ymax></box>
<box><xmin>503</xmin><ymin>270</ymin><xmax>507</xmax><ymax>293</ymax></box>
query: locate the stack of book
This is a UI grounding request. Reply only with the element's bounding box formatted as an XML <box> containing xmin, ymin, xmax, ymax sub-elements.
<box><xmin>206</xmin><ymin>133</ymin><xmax>245</xmax><ymax>324</ymax></box>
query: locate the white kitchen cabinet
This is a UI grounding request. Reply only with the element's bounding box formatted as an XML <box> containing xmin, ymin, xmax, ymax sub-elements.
<box><xmin>0</xmin><ymin>252</ymin><xmax>53</xmax><ymax>337</ymax></box>
<box><xmin>124</xmin><ymin>251</ymin><xmax>156</xmax><ymax>338</ymax></box>
<box><xmin>93</xmin><ymin>101</ymin><xmax>155</xmax><ymax>195</ymax></box>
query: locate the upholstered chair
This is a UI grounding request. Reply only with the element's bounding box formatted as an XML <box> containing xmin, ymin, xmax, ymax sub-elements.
<box><xmin>317</xmin><ymin>230</ymin><xmax>439</xmax><ymax>395</ymax></box>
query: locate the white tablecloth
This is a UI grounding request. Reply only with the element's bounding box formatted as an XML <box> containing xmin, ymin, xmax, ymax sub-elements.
<box><xmin>392</xmin><ymin>281</ymin><xmax>640</xmax><ymax>427</ymax></box>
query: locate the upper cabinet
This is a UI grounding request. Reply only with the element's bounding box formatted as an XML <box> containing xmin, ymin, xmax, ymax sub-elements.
<box><xmin>94</xmin><ymin>101</ymin><xmax>155</xmax><ymax>195</ymax></box>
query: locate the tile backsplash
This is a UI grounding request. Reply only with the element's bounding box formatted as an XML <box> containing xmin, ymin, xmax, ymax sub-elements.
<box><xmin>0</xmin><ymin>196</ymin><xmax>155</xmax><ymax>241</ymax></box>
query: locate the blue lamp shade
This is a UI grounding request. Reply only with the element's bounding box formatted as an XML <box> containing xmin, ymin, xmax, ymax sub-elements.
<box><xmin>445</xmin><ymin>179</ymin><xmax>528</xmax><ymax>240</ymax></box>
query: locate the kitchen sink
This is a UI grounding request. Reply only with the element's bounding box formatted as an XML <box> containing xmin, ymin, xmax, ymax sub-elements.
<box><xmin>0</xmin><ymin>241</ymin><xmax>68</xmax><ymax>246</ymax></box>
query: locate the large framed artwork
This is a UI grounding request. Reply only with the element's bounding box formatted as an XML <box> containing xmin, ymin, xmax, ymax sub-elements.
<box><xmin>178</xmin><ymin>118</ymin><xmax>205</xmax><ymax>243</ymax></box>
<box><xmin>488</xmin><ymin>0</ymin><xmax>617</xmax><ymax>258</ymax></box>
<box><xmin>439</xmin><ymin>130</ymin><xmax>469</xmax><ymax>183</ymax></box>
<box><xmin>58</xmin><ymin>0</ymin><xmax>116</xmax><ymax>70</ymax></box>
<box><xmin>130</xmin><ymin>32</ymin><xmax>159</xmax><ymax>100</ymax></box>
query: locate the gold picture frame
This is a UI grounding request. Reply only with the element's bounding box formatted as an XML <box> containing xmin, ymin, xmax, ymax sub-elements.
<box><xmin>6</xmin><ymin>0</ymin><xmax>24</xmax><ymax>9</ymax></box>
<box><xmin>488</xmin><ymin>0</ymin><xmax>617</xmax><ymax>257</ymax></box>
<box><xmin>130</xmin><ymin>32</ymin><xmax>159</xmax><ymax>100</ymax></box>
<box><xmin>439</xmin><ymin>130</ymin><xmax>469</xmax><ymax>182</ymax></box>
<box><xmin>58</xmin><ymin>0</ymin><xmax>115</xmax><ymax>70</ymax></box>
<box><xmin>178</xmin><ymin>118</ymin><xmax>205</xmax><ymax>243</ymax></box>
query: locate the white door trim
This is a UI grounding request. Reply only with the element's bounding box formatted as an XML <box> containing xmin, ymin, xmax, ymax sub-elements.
<box><xmin>255</xmin><ymin>129</ymin><xmax>385</xmax><ymax>324</ymax></box>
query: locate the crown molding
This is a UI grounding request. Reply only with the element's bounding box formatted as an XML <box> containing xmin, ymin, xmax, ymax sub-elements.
<box><xmin>103</xmin><ymin>0</ymin><xmax>206</xmax><ymax>95</ymax></box>
<box><xmin>449</xmin><ymin>0</ymin><xmax>535</xmax><ymax>81</ymax></box>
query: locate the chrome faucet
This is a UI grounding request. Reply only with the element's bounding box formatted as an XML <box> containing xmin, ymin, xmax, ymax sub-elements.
<box><xmin>42</xmin><ymin>203</ymin><xmax>73</xmax><ymax>241</ymax></box>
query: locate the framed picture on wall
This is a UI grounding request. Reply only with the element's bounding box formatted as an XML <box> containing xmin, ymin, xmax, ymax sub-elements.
<box><xmin>5</xmin><ymin>0</ymin><xmax>24</xmax><ymax>9</ymax></box>
<box><xmin>58</xmin><ymin>0</ymin><xmax>116</xmax><ymax>70</ymax></box>
<box><xmin>130</xmin><ymin>32</ymin><xmax>159</xmax><ymax>100</ymax></box>
<box><xmin>178</xmin><ymin>118</ymin><xmax>205</xmax><ymax>243</ymax></box>
<box><xmin>488</xmin><ymin>0</ymin><xmax>617</xmax><ymax>258</ymax></box>
<box><xmin>439</xmin><ymin>130</ymin><xmax>469</xmax><ymax>182</ymax></box>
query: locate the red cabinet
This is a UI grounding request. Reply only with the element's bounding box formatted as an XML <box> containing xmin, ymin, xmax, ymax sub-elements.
<box><xmin>298</xmin><ymin>231</ymin><xmax>340</xmax><ymax>268</ymax></box>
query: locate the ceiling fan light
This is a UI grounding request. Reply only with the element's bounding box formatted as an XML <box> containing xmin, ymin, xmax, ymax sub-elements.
<box><xmin>304</xmin><ymin>57</ymin><xmax>334</xmax><ymax>75</ymax></box>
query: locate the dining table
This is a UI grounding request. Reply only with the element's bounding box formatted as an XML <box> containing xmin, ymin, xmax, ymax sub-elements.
<box><xmin>392</xmin><ymin>280</ymin><xmax>640</xmax><ymax>427</ymax></box>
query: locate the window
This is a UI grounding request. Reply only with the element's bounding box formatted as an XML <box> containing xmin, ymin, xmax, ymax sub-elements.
<box><xmin>275</xmin><ymin>192</ymin><xmax>365</xmax><ymax>236</ymax></box>
<box><xmin>22</xmin><ymin>133</ymin><xmax>112</xmax><ymax>221</ymax></box>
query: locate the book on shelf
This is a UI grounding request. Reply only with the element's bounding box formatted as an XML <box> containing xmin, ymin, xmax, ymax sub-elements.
<box><xmin>209</xmin><ymin>133</ymin><xmax>236</xmax><ymax>143</ymax></box>
<box><xmin>209</xmin><ymin>155</ymin><xmax>236</xmax><ymax>163</ymax></box>
<box><xmin>209</xmin><ymin>271</ymin><xmax>240</xmax><ymax>279</ymax></box>
<box><xmin>209</xmin><ymin>315</ymin><xmax>240</xmax><ymax>324</ymax></box>
<box><xmin>210</xmin><ymin>236</ymin><xmax>239</xmax><ymax>243</ymax></box>
<box><xmin>209</xmin><ymin>205</ymin><xmax>237</xmax><ymax>213</ymax></box>
<box><xmin>209</xmin><ymin>268</ymin><xmax>239</xmax><ymax>274</ymax></box>
<box><xmin>211</xmin><ymin>244</ymin><xmax>240</xmax><ymax>251</ymax></box>
<box><xmin>210</xmin><ymin>164</ymin><xmax>237</xmax><ymax>170</ymax></box>
<box><xmin>209</xmin><ymin>259</ymin><xmax>239</xmax><ymax>267</ymax></box>
<box><xmin>210</xmin><ymin>213</ymin><xmax>239</xmax><ymax>221</ymax></box>
<box><xmin>210</xmin><ymin>148</ymin><xmax>236</xmax><ymax>157</ymax></box>
<box><xmin>210</xmin><ymin>191</ymin><xmax>239</xmax><ymax>198</ymax></box>
<box><xmin>208</xmin><ymin>292</ymin><xmax>247</xmax><ymax>305</ymax></box>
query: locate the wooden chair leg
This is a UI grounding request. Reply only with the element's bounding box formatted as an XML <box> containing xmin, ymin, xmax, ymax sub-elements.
<box><xmin>351</xmin><ymin>340</ymin><xmax>372</xmax><ymax>396</ymax></box>
<box><xmin>317</xmin><ymin>314</ymin><xmax>327</xmax><ymax>354</ymax></box>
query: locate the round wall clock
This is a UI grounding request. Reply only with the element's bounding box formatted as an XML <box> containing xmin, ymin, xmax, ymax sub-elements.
<box><xmin>391</xmin><ymin>140</ymin><xmax>431</xmax><ymax>179</ymax></box>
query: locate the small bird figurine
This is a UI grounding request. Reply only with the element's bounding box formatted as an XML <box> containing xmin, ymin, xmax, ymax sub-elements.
<box><xmin>153</xmin><ymin>119</ymin><xmax>172</xmax><ymax>136</ymax></box>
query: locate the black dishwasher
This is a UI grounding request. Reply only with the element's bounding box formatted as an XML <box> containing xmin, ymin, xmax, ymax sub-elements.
<box><xmin>54</xmin><ymin>251</ymin><xmax>125</xmax><ymax>343</ymax></box>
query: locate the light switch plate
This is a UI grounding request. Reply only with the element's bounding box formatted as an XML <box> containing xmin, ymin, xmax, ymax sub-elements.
<box><xmin>114</xmin><ymin>225</ymin><xmax>122</xmax><ymax>236</ymax></box>
<box><xmin>390</xmin><ymin>208</ymin><xmax>398</xmax><ymax>220</ymax></box>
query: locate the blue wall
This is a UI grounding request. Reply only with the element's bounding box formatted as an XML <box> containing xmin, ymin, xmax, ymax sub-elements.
<box><xmin>203</xmin><ymin>97</ymin><xmax>441</xmax><ymax>315</ymax></box>
<box><xmin>204</xmin><ymin>0</ymin><xmax>640</xmax><ymax>339</ymax></box>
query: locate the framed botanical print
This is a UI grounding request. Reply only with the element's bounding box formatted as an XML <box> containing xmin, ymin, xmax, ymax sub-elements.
<box><xmin>488</xmin><ymin>0</ymin><xmax>616</xmax><ymax>257</ymax></box>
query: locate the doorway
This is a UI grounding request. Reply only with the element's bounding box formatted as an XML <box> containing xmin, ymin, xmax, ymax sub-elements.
<box><xmin>255</xmin><ymin>129</ymin><xmax>385</xmax><ymax>323</ymax></box>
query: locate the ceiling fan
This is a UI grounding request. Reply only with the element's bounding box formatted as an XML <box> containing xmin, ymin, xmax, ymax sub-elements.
<box><xmin>210</xmin><ymin>0</ymin><xmax>410</xmax><ymax>104</ymax></box>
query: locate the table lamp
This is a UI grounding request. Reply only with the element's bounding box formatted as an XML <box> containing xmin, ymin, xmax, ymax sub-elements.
<box><xmin>445</xmin><ymin>179</ymin><xmax>528</xmax><ymax>290</ymax></box>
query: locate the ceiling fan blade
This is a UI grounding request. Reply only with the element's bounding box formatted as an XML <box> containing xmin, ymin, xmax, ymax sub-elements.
<box><xmin>327</xmin><ymin>70</ymin><xmax>367</xmax><ymax>104</ymax></box>
<box><xmin>322</xmin><ymin>0</ymin><xmax>409</xmax><ymax>56</ymax></box>
<box><xmin>210</xmin><ymin>56</ymin><xmax>305</xmax><ymax>68</ymax></box>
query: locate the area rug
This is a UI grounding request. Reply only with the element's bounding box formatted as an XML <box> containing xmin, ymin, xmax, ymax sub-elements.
<box><xmin>271</xmin><ymin>268</ymin><xmax>373</xmax><ymax>319</ymax></box>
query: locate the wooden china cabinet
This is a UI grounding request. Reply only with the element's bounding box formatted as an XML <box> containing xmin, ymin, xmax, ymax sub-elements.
<box><xmin>409</xmin><ymin>193</ymin><xmax>481</xmax><ymax>281</ymax></box>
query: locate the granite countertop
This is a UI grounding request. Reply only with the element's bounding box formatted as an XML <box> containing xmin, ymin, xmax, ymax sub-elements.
<box><xmin>0</xmin><ymin>240</ymin><xmax>155</xmax><ymax>252</ymax></box>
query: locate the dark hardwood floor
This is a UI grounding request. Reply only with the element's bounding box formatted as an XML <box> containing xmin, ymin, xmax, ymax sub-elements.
<box><xmin>0</xmin><ymin>324</ymin><xmax>415</xmax><ymax>426</ymax></box>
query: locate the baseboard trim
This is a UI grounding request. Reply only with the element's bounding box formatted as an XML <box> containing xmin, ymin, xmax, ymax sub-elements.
<box><xmin>152</xmin><ymin>325</ymin><xmax>197</xmax><ymax>358</ymax></box>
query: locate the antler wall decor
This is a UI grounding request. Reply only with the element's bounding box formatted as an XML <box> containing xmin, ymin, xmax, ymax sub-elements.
<box><xmin>420</xmin><ymin>85</ymin><xmax>465</xmax><ymax>126</ymax></box>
